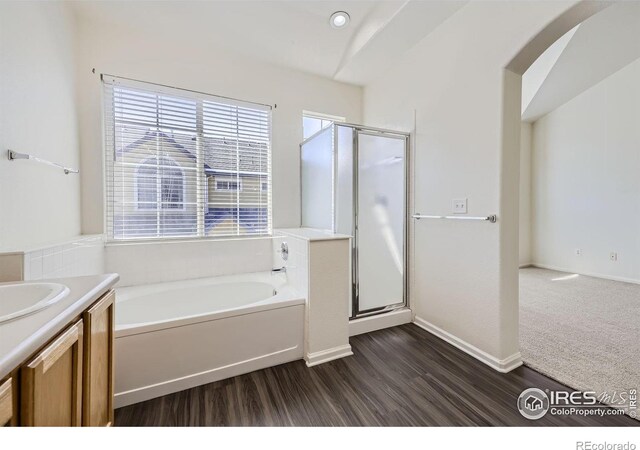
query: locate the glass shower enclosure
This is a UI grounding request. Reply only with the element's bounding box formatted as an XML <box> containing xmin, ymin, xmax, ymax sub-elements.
<box><xmin>301</xmin><ymin>123</ymin><xmax>409</xmax><ymax>319</ymax></box>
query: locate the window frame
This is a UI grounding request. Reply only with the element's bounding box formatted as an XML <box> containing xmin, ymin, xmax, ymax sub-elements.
<box><xmin>102</xmin><ymin>75</ymin><xmax>272</xmax><ymax>242</ymax></box>
<box><xmin>302</xmin><ymin>110</ymin><xmax>346</xmax><ymax>141</ymax></box>
<box><xmin>213</xmin><ymin>176</ymin><xmax>243</xmax><ymax>192</ymax></box>
<box><xmin>133</xmin><ymin>156</ymin><xmax>187</xmax><ymax>212</ymax></box>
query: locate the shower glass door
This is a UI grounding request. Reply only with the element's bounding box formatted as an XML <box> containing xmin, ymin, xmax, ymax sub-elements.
<box><xmin>355</xmin><ymin>131</ymin><xmax>406</xmax><ymax>314</ymax></box>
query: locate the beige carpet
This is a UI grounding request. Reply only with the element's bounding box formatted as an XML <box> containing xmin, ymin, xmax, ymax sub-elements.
<box><xmin>519</xmin><ymin>267</ymin><xmax>639</xmax><ymax>417</ymax></box>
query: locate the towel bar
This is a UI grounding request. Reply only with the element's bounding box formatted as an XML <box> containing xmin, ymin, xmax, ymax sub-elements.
<box><xmin>412</xmin><ymin>214</ymin><xmax>497</xmax><ymax>223</ymax></box>
<box><xmin>8</xmin><ymin>150</ymin><xmax>79</xmax><ymax>175</ymax></box>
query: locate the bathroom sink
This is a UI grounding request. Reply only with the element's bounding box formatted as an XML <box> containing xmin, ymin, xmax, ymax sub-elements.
<box><xmin>0</xmin><ymin>283</ymin><xmax>70</xmax><ymax>324</ymax></box>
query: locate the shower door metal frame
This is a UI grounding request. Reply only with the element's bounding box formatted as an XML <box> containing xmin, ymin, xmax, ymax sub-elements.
<box><xmin>337</xmin><ymin>124</ymin><xmax>410</xmax><ymax>320</ymax></box>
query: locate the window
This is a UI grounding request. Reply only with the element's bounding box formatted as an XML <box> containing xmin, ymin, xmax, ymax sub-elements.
<box><xmin>136</xmin><ymin>157</ymin><xmax>185</xmax><ymax>210</ymax></box>
<box><xmin>214</xmin><ymin>177</ymin><xmax>242</xmax><ymax>192</ymax></box>
<box><xmin>103</xmin><ymin>76</ymin><xmax>272</xmax><ymax>240</ymax></box>
<box><xmin>303</xmin><ymin>111</ymin><xmax>345</xmax><ymax>140</ymax></box>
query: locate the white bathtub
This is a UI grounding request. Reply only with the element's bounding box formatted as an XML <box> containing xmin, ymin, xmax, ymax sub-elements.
<box><xmin>113</xmin><ymin>272</ymin><xmax>305</xmax><ymax>408</ymax></box>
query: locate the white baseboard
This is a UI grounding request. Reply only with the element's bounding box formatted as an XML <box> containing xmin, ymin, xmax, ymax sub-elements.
<box><xmin>528</xmin><ymin>263</ymin><xmax>640</xmax><ymax>285</ymax></box>
<box><xmin>349</xmin><ymin>308</ymin><xmax>412</xmax><ymax>336</ymax></box>
<box><xmin>305</xmin><ymin>344</ymin><xmax>353</xmax><ymax>367</ymax></box>
<box><xmin>413</xmin><ymin>316</ymin><xmax>522</xmax><ymax>373</ymax></box>
<box><xmin>114</xmin><ymin>345</ymin><xmax>302</xmax><ymax>408</ymax></box>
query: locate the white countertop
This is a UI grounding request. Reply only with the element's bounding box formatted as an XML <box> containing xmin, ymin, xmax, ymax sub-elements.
<box><xmin>0</xmin><ymin>273</ymin><xmax>119</xmax><ymax>380</ymax></box>
<box><xmin>275</xmin><ymin>228</ymin><xmax>352</xmax><ymax>241</ymax></box>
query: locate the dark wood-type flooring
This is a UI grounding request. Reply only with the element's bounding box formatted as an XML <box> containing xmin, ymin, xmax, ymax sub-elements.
<box><xmin>115</xmin><ymin>324</ymin><xmax>637</xmax><ymax>426</ymax></box>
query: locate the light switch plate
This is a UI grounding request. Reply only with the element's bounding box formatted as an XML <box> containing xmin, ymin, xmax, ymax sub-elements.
<box><xmin>452</xmin><ymin>198</ymin><xmax>467</xmax><ymax>214</ymax></box>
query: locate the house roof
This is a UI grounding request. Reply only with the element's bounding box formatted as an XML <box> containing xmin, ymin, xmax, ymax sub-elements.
<box><xmin>118</xmin><ymin>130</ymin><xmax>268</xmax><ymax>175</ymax></box>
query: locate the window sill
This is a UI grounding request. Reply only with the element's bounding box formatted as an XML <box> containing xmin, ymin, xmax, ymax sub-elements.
<box><xmin>104</xmin><ymin>234</ymin><xmax>273</xmax><ymax>247</ymax></box>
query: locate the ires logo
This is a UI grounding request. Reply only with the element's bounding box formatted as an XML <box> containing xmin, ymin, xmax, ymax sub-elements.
<box><xmin>517</xmin><ymin>388</ymin><xmax>550</xmax><ymax>420</ymax></box>
<box><xmin>549</xmin><ymin>391</ymin><xmax>598</xmax><ymax>406</ymax></box>
<box><xmin>517</xmin><ymin>388</ymin><xmax>634</xmax><ymax>420</ymax></box>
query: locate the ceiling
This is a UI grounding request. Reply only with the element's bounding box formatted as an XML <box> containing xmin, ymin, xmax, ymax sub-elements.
<box><xmin>70</xmin><ymin>0</ymin><xmax>466</xmax><ymax>86</ymax></box>
<box><xmin>522</xmin><ymin>1</ymin><xmax>640</xmax><ymax>122</ymax></box>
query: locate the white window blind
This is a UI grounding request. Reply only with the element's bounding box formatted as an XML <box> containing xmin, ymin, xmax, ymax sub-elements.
<box><xmin>103</xmin><ymin>75</ymin><xmax>272</xmax><ymax>241</ymax></box>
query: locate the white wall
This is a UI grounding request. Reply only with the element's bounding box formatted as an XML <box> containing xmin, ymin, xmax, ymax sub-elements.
<box><xmin>519</xmin><ymin>122</ymin><xmax>532</xmax><ymax>266</ymax></box>
<box><xmin>0</xmin><ymin>2</ymin><xmax>81</xmax><ymax>250</ymax></box>
<box><xmin>74</xmin><ymin>16</ymin><xmax>362</xmax><ymax>235</ymax></box>
<box><xmin>531</xmin><ymin>58</ymin><xmax>640</xmax><ymax>283</ymax></box>
<box><xmin>363</xmin><ymin>1</ymin><xmax>584</xmax><ymax>363</ymax></box>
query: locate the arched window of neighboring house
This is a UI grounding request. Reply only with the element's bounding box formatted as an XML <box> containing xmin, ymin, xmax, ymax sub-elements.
<box><xmin>136</xmin><ymin>156</ymin><xmax>184</xmax><ymax>210</ymax></box>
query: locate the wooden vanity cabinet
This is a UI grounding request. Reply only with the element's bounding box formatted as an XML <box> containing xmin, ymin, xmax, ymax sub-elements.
<box><xmin>21</xmin><ymin>321</ymin><xmax>84</xmax><ymax>426</ymax></box>
<box><xmin>5</xmin><ymin>289</ymin><xmax>115</xmax><ymax>427</ymax></box>
<box><xmin>0</xmin><ymin>377</ymin><xmax>13</xmax><ymax>426</ymax></box>
<box><xmin>82</xmin><ymin>290</ymin><xmax>115</xmax><ymax>426</ymax></box>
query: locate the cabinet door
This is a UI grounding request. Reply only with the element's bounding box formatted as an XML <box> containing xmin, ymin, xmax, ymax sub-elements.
<box><xmin>0</xmin><ymin>378</ymin><xmax>12</xmax><ymax>426</ymax></box>
<box><xmin>83</xmin><ymin>290</ymin><xmax>115</xmax><ymax>426</ymax></box>
<box><xmin>21</xmin><ymin>321</ymin><xmax>83</xmax><ymax>426</ymax></box>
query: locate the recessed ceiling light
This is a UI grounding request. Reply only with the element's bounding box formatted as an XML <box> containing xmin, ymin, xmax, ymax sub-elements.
<box><xmin>330</xmin><ymin>11</ymin><xmax>350</xmax><ymax>29</ymax></box>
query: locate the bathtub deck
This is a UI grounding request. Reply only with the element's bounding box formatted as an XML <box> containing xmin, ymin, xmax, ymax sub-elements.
<box><xmin>114</xmin><ymin>324</ymin><xmax>636</xmax><ymax>426</ymax></box>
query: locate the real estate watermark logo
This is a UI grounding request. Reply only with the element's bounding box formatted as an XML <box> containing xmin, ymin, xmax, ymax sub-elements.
<box><xmin>576</xmin><ymin>442</ymin><xmax>637</xmax><ymax>450</ymax></box>
<box><xmin>598</xmin><ymin>389</ymin><xmax>637</xmax><ymax>419</ymax></box>
<box><xmin>517</xmin><ymin>387</ymin><xmax>637</xmax><ymax>420</ymax></box>
<box><xmin>517</xmin><ymin>388</ymin><xmax>550</xmax><ymax>420</ymax></box>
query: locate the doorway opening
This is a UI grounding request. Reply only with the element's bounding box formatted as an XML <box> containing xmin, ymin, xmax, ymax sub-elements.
<box><xmin>516</xmin><ymin>2</ymin><xmax>640</xmax><ymax>418</ymax></box>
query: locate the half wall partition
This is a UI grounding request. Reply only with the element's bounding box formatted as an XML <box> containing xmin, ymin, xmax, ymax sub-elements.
<box><xmin>301</xmin><ymin>123</ymin><xmax>409</xmax><ymax>319</ymax></box>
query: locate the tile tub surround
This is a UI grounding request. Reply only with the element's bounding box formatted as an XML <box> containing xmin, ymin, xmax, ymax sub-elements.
<box><xmin>275</xmin><ymin>228</ymin><xmax>353</xmax><ymax>366</ymax></box>
<box><xmin>105</xmin><ymin>237</ymin><xmax>273</xmax><ymax>287</ymax></box>
<box><xmin>0</xmin><ymin>235</ymin><xmax>105</xmax><ymax>282</ymax></box>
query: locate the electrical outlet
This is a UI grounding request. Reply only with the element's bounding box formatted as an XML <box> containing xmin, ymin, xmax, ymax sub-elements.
<box><xmin>610</xmin><ymin>252</ymin><xmax>618</xmax><ymax>262</ymax></box>
<box><xmin>452</xmin><ymin>198</ymin><xmax>467</xmax><ymax>214</ymax></box>
<box><xmin>575</xmin><ymin>248</ymin><xmax>582</xmax><ymax>256</ymax></box>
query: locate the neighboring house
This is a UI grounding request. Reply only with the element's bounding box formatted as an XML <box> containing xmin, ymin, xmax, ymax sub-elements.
<box><xmin>113</xmin><ymin>130</ymin><xmax>268</xmax><ymax>237</ymax></box>
<box><xmin>202</xmin><ymin>132</ymin><xmax>269</xmax><ymax>236</ymax></box>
